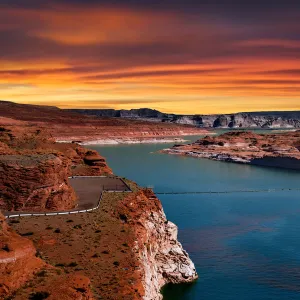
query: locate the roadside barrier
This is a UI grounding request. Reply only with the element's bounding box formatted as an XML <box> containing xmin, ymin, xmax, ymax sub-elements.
<box><xmin>156</xmin><ymin>188</ymin><xmax>300</xmax><ymax>195</ymax></box>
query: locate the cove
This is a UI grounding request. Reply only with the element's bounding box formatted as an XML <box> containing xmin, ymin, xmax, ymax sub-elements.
<box><xmin>89</xmin><ymin>134</ymin><xmax>300</xmax><ymax>300</ymax></box>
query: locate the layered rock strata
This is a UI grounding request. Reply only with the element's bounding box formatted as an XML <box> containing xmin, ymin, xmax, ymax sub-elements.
<box><xmin>162</xmin><ymin>131</ymin><xmax>300</xmax><ymax>170</ymax></box>
<box><xmin>116</xmin><ymin>189</ymin><xmax>198</xmax><ymax>299</ymax></box>
<box><xmin>0</xmin><ymin>126</ymin><xmax>112</xmax><ymax>211</ymax></box>
<box><xmin>0</xmin><ymin>101</ymin><xmax>209</xmax><ymax>144</ymax></box>
<box><xmin>70</xmin><ymin>108</ymin><xmax>300</xmax><ymax>128</ymax></box>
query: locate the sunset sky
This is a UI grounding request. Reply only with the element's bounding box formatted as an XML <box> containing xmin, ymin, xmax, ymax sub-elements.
<box><xmin>1</xmin><ymin>0</ymin><xmax>300</xmax><ymax>114</ymax></box>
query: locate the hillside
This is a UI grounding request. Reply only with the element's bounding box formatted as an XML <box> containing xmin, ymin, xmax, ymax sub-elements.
<box><xmin>0</xmin><ymin>101</ymin><xmax>208</xmax><ymax>143</ymax></box>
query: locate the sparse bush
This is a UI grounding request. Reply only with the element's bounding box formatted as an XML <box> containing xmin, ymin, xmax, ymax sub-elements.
<box><xmin>36</xmin><ymin>270</ymin><xmax>47</xmax><ymax>277</ymax></box>
<box><xmin>10</xmin><ymin>219</ymin><xmax>20</xmax><ymax>224</ymax></box>
<box><xmin>113</xmin><ymin>261</ymin><xmax>120</xmax><ymax>266</ymax></box>
<box><xmin>21</xmin><ymin>232</ymin><xmax>34</xmax><ymax>236</ymax></box>
<box><xmin>68</xmin><ymin>262</ymin><xmax>78</xmax><ymax>267</ymax></box>
<box><xmin>73</xmin><ymin>224</ymin><xmax>82</xmax><ymax>229</ymax></box>
<box><xmin>55</xmin><ymin>263</ymin><xmax>65</xmax><ymax>267</ymax></box>
<box><xmin>54</xmin><ymin>228</ymin><xmax>61</xmax><ymax>233</ymax></box>
<box><xmin>29</xmin><ymin>291</ymin><xmax>50</xmax><ymax>300</ymax></box>
<box><xmin>2</xmin><ymin>244</ymin><xmax>10</xmax><ymax>252</ymax></box>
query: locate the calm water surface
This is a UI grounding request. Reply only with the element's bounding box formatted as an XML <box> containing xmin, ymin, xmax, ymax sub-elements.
<box><xmin>90</xmin><ymin>133</ymin><xmax>300</xmax><ymax>300</ymax></box>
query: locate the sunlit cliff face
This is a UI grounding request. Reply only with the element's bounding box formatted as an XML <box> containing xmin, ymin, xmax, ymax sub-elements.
<box><xmin>1</xmin><ymin>1</ymin><xmax>300</xmax><ymax>114</ymax></box>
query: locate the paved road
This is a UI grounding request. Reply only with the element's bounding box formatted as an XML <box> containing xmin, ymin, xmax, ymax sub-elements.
<box><xmin>69</xmin><ymin>176</ymin><xmax>130</xmax><ymax>209</ymax></box>
<box><xmin>4</xmin><ymin>176</ymin><xmax>131</xmax><ymax>218</ymax></box>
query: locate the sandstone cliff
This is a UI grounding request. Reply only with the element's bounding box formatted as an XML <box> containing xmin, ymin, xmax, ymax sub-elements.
<box><xmin>115</xmin><ymin>189</ymin><xmax>198</xmax><ymax>299</ymax></box>
<box><xmin>163</xmin><ymin>131</ymin><xmax>300</xmax><ymax>170</ymax></box>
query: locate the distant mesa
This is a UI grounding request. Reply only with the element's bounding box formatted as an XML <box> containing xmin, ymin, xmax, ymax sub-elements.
<box><xmin>67</xmin><ymin>107</ymin><xmax>300</xmax><ymax>129</ymax></box>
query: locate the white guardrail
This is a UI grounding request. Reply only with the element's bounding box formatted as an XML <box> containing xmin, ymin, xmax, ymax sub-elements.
<box><xmin>5</xmin><ymin>176</ymin><xmax>132</xmax><ymax>219</ymax></box>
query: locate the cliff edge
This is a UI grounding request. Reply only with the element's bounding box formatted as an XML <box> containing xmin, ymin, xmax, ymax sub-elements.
<box><xmin>115</xmin><ymin>189</ymin><xmax>198</xmax><ymax>299</ymax></box>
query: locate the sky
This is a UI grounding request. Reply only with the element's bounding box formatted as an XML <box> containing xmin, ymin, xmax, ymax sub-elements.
<box><xmin>1</xmin><ymin>0</ymin><xmax>300</xmax><ymax>114</ymax></box>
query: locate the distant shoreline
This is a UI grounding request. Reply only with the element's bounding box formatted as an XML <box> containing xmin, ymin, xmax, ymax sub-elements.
<box><xmin>57</xmin><ymin>137</ymin><xmax>190</xmax><ymax>145</ymax></box>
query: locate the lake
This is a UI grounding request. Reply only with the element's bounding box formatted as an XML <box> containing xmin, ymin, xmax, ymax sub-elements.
<box><xmin>89</xmin><ymin>133</ymin><xmax>300</xmax><ymax>300</ymax></box>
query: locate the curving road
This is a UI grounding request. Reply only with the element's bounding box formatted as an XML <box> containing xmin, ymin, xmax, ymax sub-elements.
<box><xmin>4</xmin><ymin>176</ymin><xmax>131</xmax><ymax>218</ymax></box>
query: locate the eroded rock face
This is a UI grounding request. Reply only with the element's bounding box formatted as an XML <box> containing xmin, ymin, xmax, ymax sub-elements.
<box><xmin>0</xmin><ymin>154</ymin><xmax>77</xmax><ymax>211</ymax></box>
<box><xmin>0</xmin><ymin>212</ymin><xmax>44</xmax><ymax>296</ymax></box>
<box><xmin>116</xmin><ymin>189</ymin><xmax>198</xmax><ymax>300</ymax></box>
<box><xmin>163</xmin><ymin>131</ymin><xmax>300</xmax><ymax>170</ymax></box>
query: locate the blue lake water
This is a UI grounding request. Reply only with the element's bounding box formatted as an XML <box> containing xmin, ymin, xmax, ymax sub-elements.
<box><xmin>90</xmin><ymin>134</ymin><xmax>300</xmax><ymax>300</ymax></box>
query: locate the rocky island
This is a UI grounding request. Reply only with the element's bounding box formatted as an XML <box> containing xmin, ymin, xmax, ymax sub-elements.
<box><xmin>162</xmin><ymin>131</ymin><xmax>300</xmax><ymax>170</ymax></box>
<box><xmin>0</xmin><ymin>107</ymin><xmax>198</xmax><ymax>299</ymax></box>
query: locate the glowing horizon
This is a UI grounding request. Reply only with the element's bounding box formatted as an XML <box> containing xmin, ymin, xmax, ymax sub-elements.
<box><xmin>1</xmin><ymin>1</ymin><xmax>300</xmax><ymax>114</ymax></box>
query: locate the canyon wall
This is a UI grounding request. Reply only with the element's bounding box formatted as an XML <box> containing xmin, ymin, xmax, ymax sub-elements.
<box><xmin>71</xmin><ymin>108</ymin><xmax>300</xmax><ymax>129</ymax></box>
<box><xmin>115</xmin><ymin>189</ymin><xmax>198</xmax><ymax>299</ymax></box>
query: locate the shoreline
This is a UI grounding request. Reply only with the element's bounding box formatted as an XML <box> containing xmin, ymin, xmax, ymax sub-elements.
<box><xmin>57</xmin><ymin>137</ymin><xmax>191</xmax><ymax>145</ymax></box>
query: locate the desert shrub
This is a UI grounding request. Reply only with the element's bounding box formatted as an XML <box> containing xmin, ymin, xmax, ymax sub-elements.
<box><xmin>68</xmin><ymin>262</ymin><xmax>78</xmax><ymax>267</ymax></box>
<box><xmin>29</xmin><ymin>291</ymin><xmax>50</xmax><ymax>300</ymax></box>
<box><xmin>10</xmin><ymin>219</ymin><xmax>20</xmax><ymax>224</ymax></box>
<box><xmin>2</xmin><ymin>244</ymin><xmax>10</xmax><ymax>252</ymax></box>
<box><xmin>36</xmin><ymin>270</ymin><xmax>47</xmax><ymax>277</ymax></box>
<box><xmin>73</xmin><ymin>224</ymin><xmax>82</xmax><ymax>229</ymax></box>
<box><xmin>21</xmin><ymin>232</ymin><xmax>34</xmax><ymax>236</ymax></box>
<box><xmin>55</xmin><ymin>263</ymin><xmax>65</xmax><ymax>267</ymax></box>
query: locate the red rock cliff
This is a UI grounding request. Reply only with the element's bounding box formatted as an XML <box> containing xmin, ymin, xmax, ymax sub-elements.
<box><xmin>0</xmin><ymin>126</ymin><xmax>112</xmax><ymax>212</ymax></box>
<box><xmin>115</xmin><ymin>189</ymin><xmax>198</xmax><ymax>299</ymax></box>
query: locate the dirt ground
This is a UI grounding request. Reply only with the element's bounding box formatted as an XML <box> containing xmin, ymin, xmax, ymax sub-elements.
<box><xmin>9</xmin><ymin>180</ymin><xmax>145</xmax><ymax>300</ymax></box>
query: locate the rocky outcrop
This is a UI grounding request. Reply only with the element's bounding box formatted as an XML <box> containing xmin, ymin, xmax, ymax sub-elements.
<box><xmin>0</xmin><ymin>212</ymin><xmax>44</xmax><ymax>296</ymax></box>
<box><xmin>116</xmin><ymin>189</ymin><xmax>198</xmax><ymax>299</ymax></box>
<box><xmin>163</xmin><ymin>131</ymin><xmax>300</xmax><ymax>170</ymax></box>
<box><xmin>71</xmin><ymin>108</ymin><xmax>300</xmax><ymax>129</ymax></box>
<box><xmin>0</xmin><ymin>125</ymin><xmax>112</xmax><ymax>211</ymax></box>
<box><xmin>0</xmin><ymin>154</ymin><xmax>77</xmax><ymax>211</ymax></box>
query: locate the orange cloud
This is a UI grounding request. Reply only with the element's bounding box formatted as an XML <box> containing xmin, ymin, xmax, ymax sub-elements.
<box><xmin>0</xmin><ymin>3</ymin><xmax>299</xmax><ymax>113</ymax></box>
